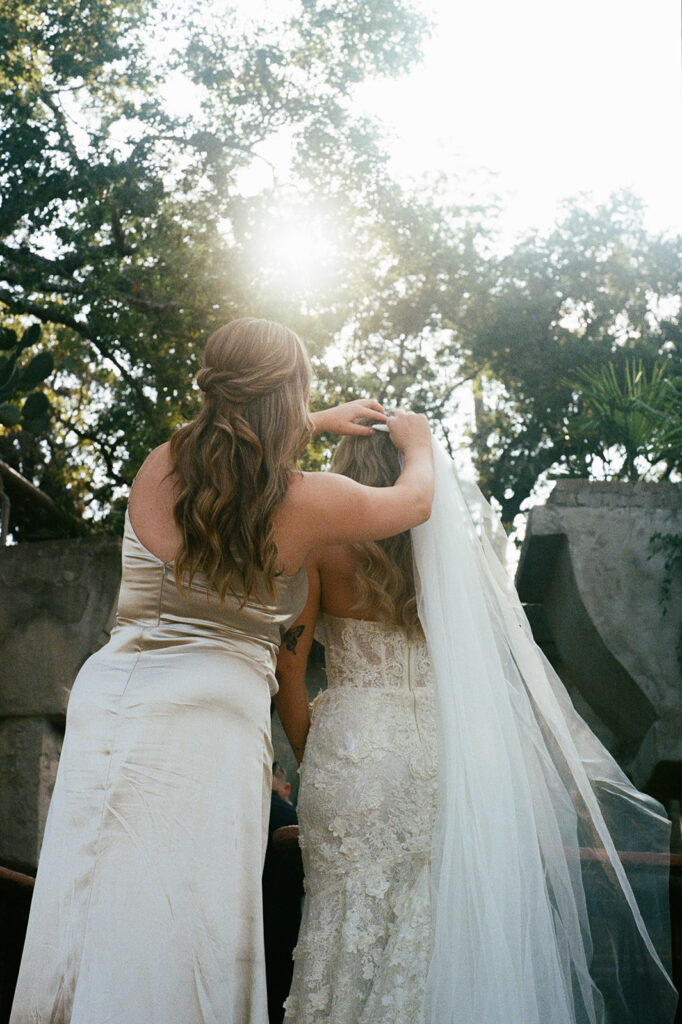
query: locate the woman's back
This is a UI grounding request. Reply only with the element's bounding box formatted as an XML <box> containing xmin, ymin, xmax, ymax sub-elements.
<box><xmin>119</xmin><ymin>502</ymin><xmax>309</xmax><ymax>682</ymax></box>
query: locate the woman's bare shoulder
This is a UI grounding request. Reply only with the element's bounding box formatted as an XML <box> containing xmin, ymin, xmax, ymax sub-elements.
<box><xmin>127</xmin><ymin>443</ymin><xmax>180</xmax><ymax>559</ymax></box>
<box><xmin>273</xmin><ymin>472</ymin><xmax>338</xmax><ymax>570</ymax></box>
<box><xmin>286</xmin><ymin>468</ymin><xmax>334</xmax><ymax>491</ymax></box>
<box><xmin>278</xmin><ymin>469</ymin><xmax>332</xmax><ymax>517</ymax></box>
<box><xmin>133</xmin><ymin>442</ymin><xmax>174</xmax><ymax>486</ymax></box>
<box><xmin>130</xmin><ymin>443</ymin><xmax>176</xmax><ymax>502</ymax></box>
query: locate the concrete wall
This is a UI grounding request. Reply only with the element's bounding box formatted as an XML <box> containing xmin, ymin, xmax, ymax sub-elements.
<box><xmin>516</xmin><ymin>479</ymin><xmax>682</xmax><ymax>794</ymax></box>
<box><xmin>0</xmin><ymin>538</ymin><xmax>121</xmax><ymax>871</ymax></box>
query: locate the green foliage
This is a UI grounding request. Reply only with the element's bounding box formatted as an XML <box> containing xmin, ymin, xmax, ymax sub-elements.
<box><xmin>568</xmin><ymin>360</ymin><xmax>682</xmax><ymax>480</ymax></box>
<box><xmin>2</xmin><ymin>3</ymin><xmax>681</xmax><ymax>538</ymax></box>
<box><xmin>0</xmin><ymin>321</ymin><xmax>53</xmax><ymax>433</ymax></box>
<box><xmin>459</xmin><ymin>194</ymin><xmax>682</xmax><ymax>521</ymax></box>
<box><xmin>0</xmin><ymin>0</ymin><xmax>431</xmax><ymax>525</ymax></box>
<box><xmin>307</xmin><ymin>187</ymin><xmax>495</xmax><ymax>459</ymax></box>
<box><xmin>310</xmin><ymin>191</ymin><xmax>682</xmax><ymax>523</ymax></box>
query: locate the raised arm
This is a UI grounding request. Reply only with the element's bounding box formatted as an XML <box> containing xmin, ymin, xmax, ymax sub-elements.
<box><xmin>274</xmin><ymin>556</ymin><xmax>321</xmax><ymax>763</ymax></box>
<box><xmin>310</xmin><ymin>399</ymin><xmax>387</xmax><ymax>437</ymax></box>
<box><xmin>274</xmin><ymin>411</ymin><xmax>433</xmax><ymax>573</ymax></box>
<box><xmin>304</xmin><ymin>411</ymin><xmax>433</xmax><ymax>547</ymax></box>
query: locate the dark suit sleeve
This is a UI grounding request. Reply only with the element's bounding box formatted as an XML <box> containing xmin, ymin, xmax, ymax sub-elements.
<box><xmin>268</xmin><ymin>792</ymin><xmax>298</xmax><ymax>838</ymax></box>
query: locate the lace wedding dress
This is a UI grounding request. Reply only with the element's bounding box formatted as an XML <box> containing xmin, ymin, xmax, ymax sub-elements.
<box><xmin>283</xmin><ymin>439</ymin><xmax>676</xmax><ymax>1024</ymax></box>
<box><xmin>283</xmin><ymin>613</ymin><xmax>437</xmax><ymax>1024</ymax></box>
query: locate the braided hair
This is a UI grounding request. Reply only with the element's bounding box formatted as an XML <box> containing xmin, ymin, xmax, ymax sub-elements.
<box><xmin>169</xmin><ymin>318</ymin><xmax>313</xmax><ymax>603</ymax></box>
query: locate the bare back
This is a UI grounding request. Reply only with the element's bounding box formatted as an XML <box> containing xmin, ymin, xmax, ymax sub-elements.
<box><xmin>126</xmin><ymin>445</ymin><xmax>340</xmax><ymax>576</ymax></box>
<box><xmin>127</xmin><ymin>443</ymin><xmax>181</xmax><ymax>563</ymax></box>
<box><xmin>128</xmin><ymin>443</ymin><xmax>309</xmax><ymax>574</ymax></box>
<box><xmin>313</xmin><ymin>545</ymin><xmax>382</xmax><ymax>621</ymax></box>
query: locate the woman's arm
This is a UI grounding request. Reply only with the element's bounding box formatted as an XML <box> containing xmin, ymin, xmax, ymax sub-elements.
<box><xmin>310</xmin><ymin>399</ymin><xmax>387</xmax><ymax>436</ymax></box>
<box><xmin>301</xmin><ymin>411</ymin><xmax>434</xmax><ymax>548</ymax></box>
<box><xmin>274</xmin><ymin>556</ymin><xmax>321</xmax><ymax>763</ymax></box>
<box><xmin>275</xmin><ymin>411</ymin><xmax>433</xmax><ymax>573</ymax></box>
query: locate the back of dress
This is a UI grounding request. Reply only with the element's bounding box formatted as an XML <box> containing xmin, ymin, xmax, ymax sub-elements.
<box><xmin>11</xmin><ymin>510</ymin><xmax>307</xmax><ymax>1024</ymax></box>
<box><xmin>285</xmin><ymin>614</ymin><xmax>437</xmax><ymax>1024</ymax></box>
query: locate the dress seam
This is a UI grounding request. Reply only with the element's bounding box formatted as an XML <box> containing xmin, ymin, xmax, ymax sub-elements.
<box><xmin>157</xmin><ymin>564</ymin><xmax>164</xmax><ymax>626</ymax></box>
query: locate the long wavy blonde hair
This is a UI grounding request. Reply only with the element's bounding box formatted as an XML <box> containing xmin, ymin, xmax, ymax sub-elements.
<box><xmin>330</xmin><ymin>423</ymin><xmax>422</xmax><ymax>637</ymax></box>
<box><xmin>170</xmin><ymin>318</ymin><xmax>313</xmax><ymax>602</ymax></box>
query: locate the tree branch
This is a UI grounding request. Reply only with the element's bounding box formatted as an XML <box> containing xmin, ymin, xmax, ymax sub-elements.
<box><xmin>55</xmin><ymin>414</ymin><xmax>126</xmax><ymax>486</ymax></box>
<box><xmin>0</xmin><ymin>288</ymin><xmax>160</xmax><ymax>426</ymax></box>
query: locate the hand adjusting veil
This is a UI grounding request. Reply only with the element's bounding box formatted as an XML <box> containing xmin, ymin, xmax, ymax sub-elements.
<box><xmin>411</xmin><ymin>439</ymin><xmax>677</xmax><ymax>1024</ymax></box>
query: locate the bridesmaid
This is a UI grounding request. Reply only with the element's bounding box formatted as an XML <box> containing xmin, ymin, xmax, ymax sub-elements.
<box><xmin>10</xmin><ymin>318</ymin><xmax>433</xmax><ymax>1024</ymax></box>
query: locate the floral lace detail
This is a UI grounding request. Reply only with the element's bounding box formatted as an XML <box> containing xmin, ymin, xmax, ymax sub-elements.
<box><xmin>317</xmin><ymin>614</ymin><xmax>433</xmax><ymax>690</ymax></box>
<box><xmin>284</xmin><ymin>616</ymin><xmax>437</xmax><ymax>1024</ymax></box>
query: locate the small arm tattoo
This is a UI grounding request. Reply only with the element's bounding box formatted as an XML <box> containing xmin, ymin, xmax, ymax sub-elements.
<box><xmin>282</xmin><ymin>624</ymin><xmax>305</xmax><ymax>653</ymax></box>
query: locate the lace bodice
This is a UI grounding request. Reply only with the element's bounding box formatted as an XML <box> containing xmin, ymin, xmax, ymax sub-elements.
<box><xmin>316</xmin><ymin>613</ymin><xmax>433</xmax><ymax>690</ymax></box>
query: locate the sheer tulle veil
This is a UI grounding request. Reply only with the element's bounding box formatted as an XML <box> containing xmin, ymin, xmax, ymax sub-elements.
<box><xmin>411</xmin><ymin>439</ymin><xmax>677</xmax><ymax>1024</ymax></box>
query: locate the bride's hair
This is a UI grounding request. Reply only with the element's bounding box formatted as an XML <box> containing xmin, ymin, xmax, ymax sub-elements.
<box><xmin>170</xmin><ymin>317</ymin><xmax>313</xmax><ymax>602</ymax></box>
<box><xmin>330</xmin><ymin>421</ymin><xmax>422</xmax><ymax>637</ymax></box>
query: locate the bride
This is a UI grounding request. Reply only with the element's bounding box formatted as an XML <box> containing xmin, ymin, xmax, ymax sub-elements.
<box><xmin>275</xmin><ymin>421</ymin><xmax>677</xmax><ymax>1024</ymax></box>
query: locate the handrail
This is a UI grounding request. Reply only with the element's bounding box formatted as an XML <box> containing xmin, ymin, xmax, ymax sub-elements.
<box><xmin>579</xmin><ymin>848</ymin><xmax>682</xmax><ymax>867</ymax></box>
<box><xmin>0</xmin><ymin>460</ymin><xmax>87</xmax><ymax>540</ymax></box>
<box><xmin>0</xmin><ymin>865</ymin><xmax>35</xmax><ymax>891</ymax></box>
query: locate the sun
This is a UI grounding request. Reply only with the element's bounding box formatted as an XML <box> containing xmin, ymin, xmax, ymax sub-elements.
<box><xmin>250</xmin><ymin>208</ymin><xmax>340</xmax><ymax>293</ymax></box>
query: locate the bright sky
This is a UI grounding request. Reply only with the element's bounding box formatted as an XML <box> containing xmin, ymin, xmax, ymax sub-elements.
<box><xmin>351</xmin><ymin>0</ymin><xmax>682</xmax><ymax>237</ymax></box>
<box><xmin>229</xmin><ymin>0</ymin><xmax>682</xmax><ymax>267</ymax></box>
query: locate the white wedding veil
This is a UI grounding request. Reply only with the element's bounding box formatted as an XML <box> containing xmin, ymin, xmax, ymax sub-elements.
<box><xmin>411</xmin><ymin>439</ymin><xmax>677</xmax><ymax>1024</ymax></box>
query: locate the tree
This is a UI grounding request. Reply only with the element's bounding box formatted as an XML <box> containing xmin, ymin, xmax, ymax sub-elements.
<box><xmin>301</xmin><ymin>189</ymin><xmax>682</xmax><ymax>524</ymax></box>
<box><xmin>457</xmin><ymin>194</ymin><xmax>682</xmax><ymax>521</ymax></box>
<box><xmin>0</xmin><ymin>323</ymin><xmax>53</xmax><ymax>432</ymax></box>
<box><xmin>300</xmin><ymin>182</ymin><xmax>496</xmax><ymax>460</ymax></box>
<box><xmin>569</xmin><ymin>360</ymin><xmax>682</xmax><ymax>481</ymax></box>
<box><xmin>5</xmin><ymin>8</ymin><xmax>679</xmax><ymax>536</ymax></box>
<box><xmin>0</xmin><ymin>0</ymin><xmax>428</xmax><ymax>531</ymax></box>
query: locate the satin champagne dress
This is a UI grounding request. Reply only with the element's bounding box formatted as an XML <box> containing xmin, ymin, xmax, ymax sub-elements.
<box><xmin>11</xmin><ymin>509</ymin><xmax>307</xmax><ymax>1024</ymax></box>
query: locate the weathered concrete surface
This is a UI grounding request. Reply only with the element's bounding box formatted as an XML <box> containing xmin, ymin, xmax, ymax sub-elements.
<box><xmin>516</xmin><ymin>480</ymin><xmax>682</xmax><ymax>792</ymax></box>
<box><xmin>0</xmin><ymin>718</ymin><xmax>62</xmax><ymax>871</ymax></box>
<box><xmin>0</xmin><ymin>538</ymin><xmax>121</xmax><ymax>871</ymax></box>
<box><xmin>0</xmin><ymin>538</ymin><xmax>121</xmax><ymax>718</ymax></box>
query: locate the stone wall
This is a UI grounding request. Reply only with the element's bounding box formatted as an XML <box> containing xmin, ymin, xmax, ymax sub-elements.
<box><xmin>516</xmin><ymin>479</ymin><xmax>682</xmax><ymax>794</ymax></box>
<box><xmin>0</xmin><ymin>538</ymin><xmax>121</xmax><ymax>871</ymax></box>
